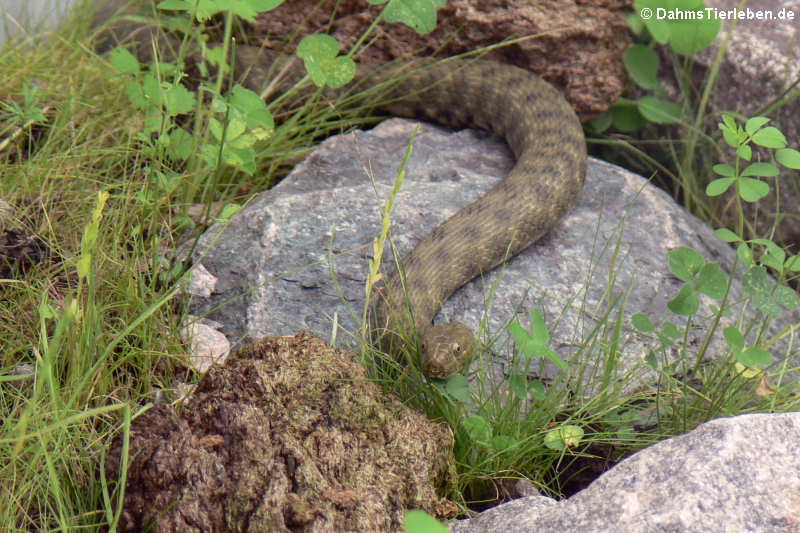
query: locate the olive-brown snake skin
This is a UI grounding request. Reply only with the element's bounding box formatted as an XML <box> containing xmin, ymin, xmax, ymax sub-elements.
<box><xmin>101</xmin><ymin>23</ymin><xmax>588</xmax><ymax>377</ymax></box>
<box><xmin>229</xmin><ymin>46</ymin><xmax>588</xmax><ymax>378</ymax></box>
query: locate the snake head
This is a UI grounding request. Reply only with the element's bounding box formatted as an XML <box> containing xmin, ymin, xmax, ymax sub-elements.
<box><xmin>420</xmin><ymin>322</ymin><xmax>476</xmax><ymax>379</ymax></box>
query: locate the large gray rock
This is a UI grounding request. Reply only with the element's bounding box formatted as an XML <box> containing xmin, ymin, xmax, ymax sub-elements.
<box><xmin>450</xmin><ymin>412</ymin><xmax>800</xmax><ymax>533</ymax></box>
<box><xmin>189</xmin><ymin>118</ymin><xmax>796</xmax><ymax>386</ymax></box>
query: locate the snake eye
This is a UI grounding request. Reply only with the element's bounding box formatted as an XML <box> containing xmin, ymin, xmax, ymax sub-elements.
<box><xmin>454</xmin><ymin>344</ymin><xmax>461</xmax><ymax>352</ymax></box>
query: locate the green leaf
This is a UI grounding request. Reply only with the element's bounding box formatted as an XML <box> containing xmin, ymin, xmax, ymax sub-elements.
<box><xmin>751</xmin><ymin>238</ymin><xmax>784</xmax><ymax>263</ymax></box>
<box><xmin>383</xmin><ymin>0</ymin><xmax>446</xmax><ymax>35</ymax></box>
<box><xmin>626</xmin><ymin>11</ymin><xmax>645</xmax><ymax>35</ymax></box>
<box><xmin>740</xmin><ymin>162</ymin><xmax>778</xmax><ymax>177</ymax></box>
<box><xmin>751</xmin><ymin>126</ymin><xmax>787</xmax><ymax>149</ymax></box>
<box><xmin>141</xmin><ymin>74</ymin><xmax>163</xmax><ymax>107</ymax></box>
<box><xmin>297</xmin><ymin>34</ymin><xmax>356</xmax><ymax>88</ymax></box>
<box><xmin>714</xmin><ymin>228</ymin><xmax>740</xmax><ymax>243</ymax></box>
<box><xmin>230</xmin><ymin>85</ymin><xmax>275</xmax><ymax>132</ymax></box>
<box><xmin>508</xmin><ymin>315</ymin><xmax>566</xmax><ymax>370</ymax></box>
<box><xmin>712</xmin><ymin>163</ymin><xmax>735</xmax><ymax>177</ymax></box>
<box><xmin>645</xmin><ymin>350</ymin><xmax>658</xmax><ymax>370</ymax></box>
<box><xmin>543</xmin><ymin>424</ymin><xmax>584</xmax><ymax>451</ymax></box>
<box><xmin>218</xmin><ymin>203</ymin><xmax>242</xmax><ymax>221</ymax></box>
<box><xmin>742</xmin><ymin>266</ymin><xmax>782</xmax><ymax>316</ymax></box>
<box><xmin>508</xmin><ymin>320</ymin><xmax>534</xmax><ymax>354</ymax></box>
<box><xmin>667</xmin><ymin>247</ymin><xmax>704</xmax><ymax>281</ymax></box>
<box><xmin>462</xmin><ymin>415</ymin><xmax>491</xmax><ymax>443</ymax></box>
<box><xmin>744</xmin><ymin>116</ymin><xmax>770</xmax><ymax>135</ymax></box>
<box><xmin>705</xmin><ymin>177</ymin><xmax>734</xmax><ymax>197</ymax></box>
<box><xmin>668</xmin><ymin>15</ymin><xmax>720</xmax><ymax>56</ymax></box>
<box><xmin>736</xmin><ymin>242</ymin><xmax>754</xmax><ymax>267</ymax></box>
<box><xmin>508</xmin><ymin>320</ymin><xmax>539</xmax><ymax>356</ymax></box>
<box><xmin>404</xmin><ymin>510</ymin><xmax>448</xmax><ymax>533</ymax></box>
<box><xmin>785</xmin><ymin>255</ymin><xmax>800</xmax><ymax>272</ymax></box>
<box><xmin>632</xmin><ymin>312</ymin><xmax>654</xmax><ymax>332</ymax></box>
<box><xmin>774</xmin><ymin>284</ymin><xmax>799</xmax><ymax>311</ymax></box>
<box><xmin>737</xmin><ymin>346</ymin><xmax>771</xmax><ymax>367</ymax></box>
<box><xmin>110</xmin><ymin>47</ymin><xmax>140</xmax><ymax>74</ymax></box>
<box><xmin>610</xmin><ymin>103</ymin><xmax>647</xmax><ymax>132</ymax></box>
<box><xmin>158</xmin><ymin>0</ymin><xmax>222</xmax><ymax>21</ymax></box>
<box><xmin>668</xmin><ymin>283</ymin><xmax>699</xmax><ymax>315</ymax></box>
<box><xmin>742</xmin><ymin>265</ymin><xmax>769</xmax><ymax>297</ymax></box>
<box><xmin>723</xmin><ymin>325</ymin><xmax>744</xmax><ymax>352</ymax></box>
<box><xmin>759</xmin><ymin>249</ymin><xmax>783</xmax><ymax>272</ymax></box>
<box><xmin>508</xmin><ymin>374</ymin><xmax>527</xmax><ymax>399</ymax></box>
<box><xmin>163</xmin><ymin>84</ymin><xmax>195</xmax><ymax>116</ymax></box>
<box><xmin>636</xmin><ymin>0</ymin><xmax>720</xmax><ymax>54</ymax></box>
<box><xmin>143</xmin><ymin>111</ymin><xmax>163</xmax><ymax>136</ymax></box>
<box><xmin>445</xmin><ymin>374</ymin><xmax>471</xmax><ymax>403</ymax></box>
<box><xmin>490</xmin><ymin>435</ymin><xmax>518</xmax><ymax>452</ymax></box>
<box><xmin>324</xmin><ymin>56</ymin><xmax>357</xmax><ymax>88</ymax></box>
<box><xmin>297</xmin><ymin>34</ymin><xmax>339</xmax><ymax>59</ymax></box>
<box><xmin>721</xmin><ymin>113</ymin><xmax>737</xmax><ymax>132</ymax></box>
<box><xmin>529</xmin><ymin>307</ymin><xmax>549</xmax><ymax>345</ymax></box>
<box><xmin>157</xmin><ymin>0</ymin><xmax>191</xmax><ymax>10</ymax></box>
<box><xmin>738</xmin><ymin>177</ymin><xmax>770</xmax><ymax>203</ymax></box>
<box><xmin>661</xmin><ymin>321</ymin><xmax>681</xmax><ymax>342</ymax></box>
<box><xmin>637</xmin><ymin>96</ymin><xmax>682</xmax><ymax>124</ymax></box>
<box><xmin>776</xmin><ymin>148</ymin><xmax>800</xmax><ymax>169</ymax></box>
<box><xmin>124</xmin><ymin>80</ymin><xmax>148</xmax><ymax>110</ymax></box>
<box><xmin>624</xmin><ymin>45</ymin><xmax>660</xmax><ymax>90</ymax></box>
<box><xmin>528</xmin><ymin>379</ymin><xmax>546</xmax><ymax>401</ymax></box>
<box><xmin>76</xmin><ymin>255</ymin><xmax>91</xmax><ymax>279</ymax></box>
<box><xmin>720</xmin><ymin>121</ymin><xmax>741</xmax><ymax>148</ymax></box>
<box><xmin>736</xmin><ymin>144</ymin><xmax>752</xmax><ymax>161</ymax></box>
<box><xmin>167</xmin><ymin>127</ymin><xmax>194</xmax><ymax>160</ymax></box>
<box><xmin>225</xmin><ymin>0</ymin><xmax>286</xmax><ymax>22</ymax></box>
<box><xmin>543</xmin><ymin>347</ymin><xmax>569</xmax><ymax>372</ymax></box>
<box><xmin>224</xmin><ymin>118</ymin><xmax>247</xmax><ymax>142</ymax></box>
<box><xmin>224</xmin><ymin>146</ymin><xmax>256</xmax><ymax>174</ymax></box>
<box><xmin>587</xmin><ymin>111</ymin><xmax>613</xmax><ymax>134</ymax></box>
<box><xmin>696</xmin><ymin>262</ymin><xmax>727</xmax><ymax>299</ymax></box>
<box><xmin>205</xmin><ymin>46</ymin><xmax>228</xmax><ymax>71</ymax></box>
<box><xmin>635</xmin><ymin>0</ymin><xmax>669</xmax><ymax>43</ymax></box>
<box><xmin>228</xmin><ymin>131</ymin><xmax>256</xmax><ymax>150</ymax></box>
<box><xmin>208</xmin><ymin>117</ymin><xmax>223</xmax><ymax>141</ymax></box>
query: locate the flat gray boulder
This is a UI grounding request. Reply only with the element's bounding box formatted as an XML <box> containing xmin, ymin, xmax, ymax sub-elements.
<box><xmin>189</xmin><ymin>118</ymin><xmax>795</xmax><ymax>386</ymax></box>
<box><xmin>450</xmin><ymin>412</ymin><xmax>800</xmax><ymax>533</ymax></box>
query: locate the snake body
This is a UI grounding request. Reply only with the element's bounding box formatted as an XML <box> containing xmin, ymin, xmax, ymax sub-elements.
<box><xmin>98</xmin><ymin>21</ymin><xmax>588</xmax><ymax>377</ymax></box>
<box><xmin>231</xmin><ymin>47</ymin><xmax>588</xmax><ymax>378</ymax></box>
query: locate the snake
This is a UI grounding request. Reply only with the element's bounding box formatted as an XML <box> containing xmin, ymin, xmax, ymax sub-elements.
<box><xmin>366</xmin><ymin>59</ymin><xmax>586</xmax><ymax>378</ymax></box>
<box><xmin>98</xmin><ymin>20</ymin><xmax>587</xmax><ymax>378</ymax></box>
<box><xmin>230</xmin><ymin>48</ymin><xmax>587</xmax><ymax>378</ymax></box>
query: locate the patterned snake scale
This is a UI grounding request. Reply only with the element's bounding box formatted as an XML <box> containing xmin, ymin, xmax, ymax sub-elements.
<box><xmin>231</xmin><ymin>46</ymin><xmax>588</xmax><ymax>378</ymax></box>
<box><xmin>98</xmin><ymin>9</ymin><xmax>588</xmax><ymax>377</ymax></box>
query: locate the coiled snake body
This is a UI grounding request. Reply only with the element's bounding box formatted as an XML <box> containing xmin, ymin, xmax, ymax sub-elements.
<box><xmin>102</xmin><ymin>24</ymin><xmax>588</xmax><ymax>377</ymax></box>
<box><xmin>232</xmin><ymin>47</ymin><xmax>588</xmax><ymax>378</ymax></box>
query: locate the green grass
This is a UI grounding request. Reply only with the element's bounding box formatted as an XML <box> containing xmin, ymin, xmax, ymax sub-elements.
<box><xmin>1</xmin><ymin>1</ymin><xmax>800</xmax><ymax>531</ymax></box>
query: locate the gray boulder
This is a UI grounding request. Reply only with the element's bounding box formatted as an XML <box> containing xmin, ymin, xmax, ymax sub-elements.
<box><xmin>450</xmin><ymin>412</ymin><xmax>800</xmax><ymax>533</ymax></box>
<box><xmin>189</xmin><ymin>118</ymin><xmax>794</xmax><ymax>386</ymax></box>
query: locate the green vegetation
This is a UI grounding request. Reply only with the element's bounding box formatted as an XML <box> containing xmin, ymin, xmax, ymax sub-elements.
<box><xmin>1</xmin><ymin>0</ymin><xmax>798</xmax><ymax>531</ymax></box>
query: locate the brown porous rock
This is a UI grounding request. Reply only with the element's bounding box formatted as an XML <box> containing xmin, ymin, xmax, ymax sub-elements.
<box><xmin>105</xmin><ymin>332</ymin><xmax>458</xmax><ymax>533</ymax></box>
<box><xmin>252</xmin><ymin>0</ymin><xmax>632</xmax><ymax>120</ymax></box>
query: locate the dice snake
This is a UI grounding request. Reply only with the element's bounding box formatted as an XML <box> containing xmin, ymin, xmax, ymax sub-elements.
<box><xmin>104</xmin><ymin>29</ymin><xmax>588</xmax><ymax>378</ymax></box>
